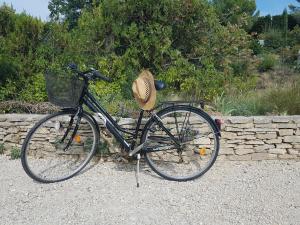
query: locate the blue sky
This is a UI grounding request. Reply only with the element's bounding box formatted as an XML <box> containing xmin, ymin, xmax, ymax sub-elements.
<box><xmin>256</xmin><ymin>0</ymin><xmax>297</xmax><ymax>16</ymax></box>
<box><xmin>0</xmin><ymin>0</ymin><xmax>299</xmax><ymax>21</ymax></box>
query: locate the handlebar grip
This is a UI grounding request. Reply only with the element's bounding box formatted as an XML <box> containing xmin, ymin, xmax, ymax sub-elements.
<box><xmin>93</xmin><ymin>71</ymin><xmax>112</xmax><ymax>82</ymax></box>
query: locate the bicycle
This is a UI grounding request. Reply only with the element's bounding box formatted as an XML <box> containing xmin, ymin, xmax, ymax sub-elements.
<box><xmin>21</xmin><ymin>64</ymin><xmax>221</xmax><ymax>186</ymax></box>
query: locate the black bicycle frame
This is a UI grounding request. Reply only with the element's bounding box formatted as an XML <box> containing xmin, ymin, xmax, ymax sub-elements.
<box><xmin>81</xmin><ymin>89</ymin><xmax>180</xmax><ymax>153</ymax></box>
<box><xmin>83</xmin><ymin>91</ymin><xmax>132</xmax><ymax>151</ymax></box>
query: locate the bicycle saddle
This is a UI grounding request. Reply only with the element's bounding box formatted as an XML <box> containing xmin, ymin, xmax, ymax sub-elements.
<box><xmin>154</xmin><ymin>80</ymin><xmax>166</xmax><ymax>91</ymax></box>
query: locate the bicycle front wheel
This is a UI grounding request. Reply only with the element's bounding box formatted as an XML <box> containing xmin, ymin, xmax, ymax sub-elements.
<box><xmin>141</xmin><ymin>105</ymin><xmax>220</xmax><ymax>181</ymax></box>
<box><xmin>21</xmin><ymin>110</ymin><xmax>99</xmax><ymax>183</ymax></box>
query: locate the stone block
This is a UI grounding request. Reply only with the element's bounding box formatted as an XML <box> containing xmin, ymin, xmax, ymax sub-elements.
<box><xmin>227</xmin><ymin>155</ymin><xmax>251</xmax><ymax>161</ymax></box>
<box><xmin>293</xmin><ymin>144</ymin><xmax>300</xmax><ymax>149</ymax></box>
<box><xmin>253</xmin><ymin>117</ymin><xmax>271</xmax><ymax>124</ymax></box>
<box><xmin>228</xmin><ymin>117</ymin><xmax>253</xmax><ymax>124</ymax></box>
<box><xmin>256</xmin><ymin>133</ymin><xmax>277</xmax><ymax>140</ymax></box>
<box><xmin>229</xmin><ymin>123</ymin><xmax>253</xmax><ymax>129</ymax></box>
<box><xmin>265</xmin><ymin>139</ymin><xmax>282</xmax><ymax>144</ymax></box>
<box><xmin>194</xmin><ymin>137</ymin><xmax>211</xmax><ymax>145</ymax></box>
<box><xmin>268</xmin><ymin>148</ymin><xmax>286</xmax><ymax>155</ymax></box>
<box><xmin>0</xmin><ymin>122</ymin><xmax>13</xmax><ymax>127</ymax></box>
<box><xmin>4</xmin><ymin>134</ymin><xmax>21</xmax><ymax>143</ymax></box>
<box><xmin>284</xmin><ymin>136</ymin><xmax>300</xmax><ymax>143</ymax></box>
<box><xmin>245</xmin><ymin>140</ymin><xmax>264</xmax><ymax>145</ymax></box>
<box><xmin>276</xmin><ymin>143</ymin><xmax>292</xmax><ymax>149</ymax></box>
<box><xmin>292</xmin><ymin>117</ymin><xmax>300</xmax><ymax>123</ymax></box>
<box><xmin>251</xmin><ymin>153</ymin><xmax>277</xmax><ymax>160</ymax></box>
<box><xmin>287</xmin><ymin>149</ymin><xmax>299</xmax><ymax>155</ymax></box>
<box><xmin>222</xmin><ymin>132</ymin><xmax>237</xmax><ymax>139</ymax></box>
<box><xmin>4</xmin><ymin>114</ymin><xmax>25</xmax><ymax>122</ymax></box>
<box><xmin>234</xmin><ymin>145</ymin><xmax>254</xmax><ymax>149</ymax></box>
<box><xmin>227</xmin><ymin>139</ymin><xmax>243</xmax><ymax>144</ymax></box>
<box><xmin>244</xmin><ymin>128</ymin><xmax>276</xmax><ymax>133</ymax></box>
<box><xmin>295</xmin><ymin>129</ymin><xmax>300</xmax><ymax>135</ymax></box>
<box><xmin>225</xmin><ymin>127</ymin><xmax>243</xmax><ymax>132</ymax></box>
<box><xmin>0</xmin><ymin>118</ymin><xmax>6</xmax><ymax>122</ymax></box>
<box><xmin>278</xmin><ymin>154</ymin><xmax>297</xmax><ymax>159</ymax></box>
<box><xmin>244</xmin><ymin>135</ymin><xmax>256</xmax><ymax>140</ymax></box>
<box><xmin>272</xmin><ymin>117</ymin><xmax>290</xmax><ymax>123</ymax></box>
<box><xmin>234</xmin><ymin>135</ymin><xmax>256</xmax><ymax>140</ymax></box>
<box><xmin>219</xmin><ymin>147</ymin><xmax>234</xmax><ymax>155</ymax></box>
<box><xmin>235</xmin><ymin>148</ymin><xmax>254</xmax><ymax>155</ymax></box>
<box><xmin>223</xmin><ymin>144</ymin><xmax>237</xmax><ymax>148</ymax></box>
<box><xmin>237</xmin><ymin>132</ymin><xmax>255</xmax><ymax>135</ymax></box>
<box><xmin>254</xmin><ymin>144</ymin><xmax>274</xmax><ymax>152</ymax></box>
<box><xmin>8</xmin><ymin>127</ymin><xmax>20</xmax><ymax>134</ymax></box>
<box><xmin>255</xmin><ymin>123</ymin><xmax>277</xmax><ymax>128</ymax></box>
<box><xmin>278</xmin><ymin>129</ymin><xmax>294</xmax><ymax>136</ymax></box>
<box><xmin>277</xmin><ymin>124</ymin><xmax>297</xmax><ymax>129</ymax></box>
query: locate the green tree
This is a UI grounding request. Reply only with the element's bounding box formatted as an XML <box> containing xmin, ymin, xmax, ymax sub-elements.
<box><xmin>289</xmin><ymin>0</ymin><xmax>300</xmax><ymax>24</ymax></box>
<box><xmin>48</xmin><ymin>0</ymin><xmax>100</xmax><ymax>28</ymax></box>
<box><xmin>211</xmin><ymin>0</ymin><xmax>257</xmax><ymax>29</ymax></box>
<box><xmin>66</xmin><ymin>0</ymin><xmax>253</xmax><ymax>100</ymax></box>
<box><xmin>283</xmin><ymin>8</ymin><xmax>288</xmax><ymax>46</ymax></box>
<box><xmin>289</xmin><ymin>0</ymin><xmax>300</xmax><ymax>13</ymax></box>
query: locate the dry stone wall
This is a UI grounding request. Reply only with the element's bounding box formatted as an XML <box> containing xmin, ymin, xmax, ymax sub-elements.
<box><xmin>0</xmin><ymin>114</ymin><xmax>299</xmax><ymax>160</ymax></box>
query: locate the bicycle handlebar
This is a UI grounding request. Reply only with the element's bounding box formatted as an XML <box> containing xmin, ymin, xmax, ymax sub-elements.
<box><xmin>92</xmin><ymin>70</ymin><xmax>112</xmax><ymax>82</ymax></box>
<box><xmin>67</xmin><ymin>63</ymin><xmax>112</xmax><ymax>83</ymax></box>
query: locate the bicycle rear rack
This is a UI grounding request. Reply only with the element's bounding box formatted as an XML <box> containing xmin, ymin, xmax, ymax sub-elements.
<box><xmin>156</xmin><ymin>100</ymin><xmax>205</xmax><ymax>110</ymax></box>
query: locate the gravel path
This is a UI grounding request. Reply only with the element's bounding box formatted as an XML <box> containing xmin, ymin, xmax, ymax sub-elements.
<box><xmin>0</xmin><ymin>155</ymin><xmax>299</xmax><ymax>225</ymax></box>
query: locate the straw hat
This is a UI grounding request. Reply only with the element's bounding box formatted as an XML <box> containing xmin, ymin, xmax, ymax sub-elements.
<box><xmin>132</xmin><ymin>70</ymin><xmax>157</xmax><ymax>110</ymax></box>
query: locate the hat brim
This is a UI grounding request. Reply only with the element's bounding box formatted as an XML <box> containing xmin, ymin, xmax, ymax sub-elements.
<box><xmin>133</xmin><ymin>70</ymin><xmax>156</xmax><ymax>111</ymax></box>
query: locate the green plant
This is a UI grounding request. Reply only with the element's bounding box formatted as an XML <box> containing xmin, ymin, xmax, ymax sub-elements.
<box><xmin>212</xmin><ymin>92</ymin><xmax>236</xmax><ymax>116</ymax></box>
<box><xmin>10</xmin><ymin>147</ymin><xmax>21</xmax><ymax>160</ymax></box>
<box><xmin>263</xmin><ymin>81</ymin><xmax>300</xmax><ymax>115</ymax></box>
<box><xmin>0</xmin><ymin>143</ymin><xmax>4</xmax><ymax>154</ymax></box>
<box><xmin>213</xmin><ymin>91</ymin><xmax>273</xmax><ymax>116</ymax></box>
<box><xmin>97</xmin><ymin>140</ymin><xmax>110</xmax><ymax>155</ymax></box>
<box><xmin>262</xmin><ymin>29</ymin><xmax>285</xmax><ymax>49</ymax></box>
<box><xmin>258</xmin><ymin>54</ymin><xmax>278</xmax><ymax>72</ymax></box>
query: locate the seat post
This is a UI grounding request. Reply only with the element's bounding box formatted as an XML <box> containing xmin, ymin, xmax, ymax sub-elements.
<box><xmin>131</xmin><ymin>110</ymin><xmax>144</xmax><ymax>150</ymax></box>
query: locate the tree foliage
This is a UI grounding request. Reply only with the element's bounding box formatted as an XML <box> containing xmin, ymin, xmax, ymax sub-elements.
<box><xmin>48</xmin><ymin>0</ymin><xmax>100</xmax><ymax>28</ymax></box>
<box><xmin>1</xmin><ymin>0</ymin><xmax>300</xmax><ymax>107</ymax></box>
<box><xmin>211</xmin><ymin>0</ymin><xmax>257</xmax><ymax>29</ymax></box>
<box><xmin>289</xmin><ymin>0</ymin><xmax>300</xmax><ymax>13</ymax></box>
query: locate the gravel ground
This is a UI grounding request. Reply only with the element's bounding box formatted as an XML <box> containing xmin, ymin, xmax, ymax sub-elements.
<box><xmin>0</xmin><ymin>155</ymin><xmax>299</xmax><ymax>225</ymax></box>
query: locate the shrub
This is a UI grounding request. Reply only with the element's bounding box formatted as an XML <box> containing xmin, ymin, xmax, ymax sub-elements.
<box><xmin>18</xmin><ymin>73</ymin><xmax>47</xmax><ymax>102</ymax></box>
<box><xmin>10</xmin><ymin>147</ymin><xmax>21</xmax><ymax>160</ymax></box>
<box><xmin>258</xmin><ymin>54</ymin><xmax>278</xmax><ymax>72</ymax></box>
<box><xmin>262</xmin><ymin>29</ymin><xmax>284</xmax><ymax>49</ymax></box>
<box><xmin>250</xmin><ymin>39</ymin><xmax>263</xmax><ymax>55</ymax></box>
<box><xmin>263</xmin><ymin>81</ymin><xmax>300</xmax><ymax>115</ymax></box>
<box><xmin>213</xmin><ymin>91</ymin><xmax>273</xmax><ymax>116</ymax></box>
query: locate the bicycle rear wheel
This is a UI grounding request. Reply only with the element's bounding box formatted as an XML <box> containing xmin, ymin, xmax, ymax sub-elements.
<box><xmin>21</xmin><ymin>109</ymin><xmax>99</xmax><ymax>183</ymax></box>
<box><xmin>141</xmin><ymin>105</ymin><xmax>220</xmax><ymax>181</ymax></box>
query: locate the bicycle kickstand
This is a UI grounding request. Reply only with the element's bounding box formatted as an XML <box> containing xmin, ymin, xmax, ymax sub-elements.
<box><xmin>135</xmin><ymin>153</ymin><xmax>141</xmax><ymax>188</ymax></box>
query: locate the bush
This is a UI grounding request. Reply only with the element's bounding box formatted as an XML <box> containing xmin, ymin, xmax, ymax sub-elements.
<box><xmin>213</xmin><ymin>91</ymin><xmax>273</xmax><ymax>116</ymax></box>
<box><xmin>10</xmin><ymin>147</ymin><xmax>21</xmax><ymax>160</ymax></box>
<box><xmin>258</xmin><ymin>54</ymin><xmax>278</xmax><ymax>72</ymax></box>
<box><xmin>213</xmin><ymin>77</ymin><xmax>300</xmax><ymax>116</ymax></box>
<box><xmin>18</xmin><ymin>73</ymin><xmax>47</xmax><ymax>102</ymax></box>
<box><xmin>263</xmin><ymin>80</ymin><xmax>300</xmax><ymax>115</ymax></box>
<box><xmin>262</xmin><ymin>29</ymin><xmax>285</xmax><ymax>49</ymax></box>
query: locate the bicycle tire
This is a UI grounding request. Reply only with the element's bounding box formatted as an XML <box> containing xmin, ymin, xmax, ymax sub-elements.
<box><xmin>141</xmin><ymin>105</ymin><xmax>220</xmax><ymax>181</ymax></box>
<box><xmin>21</xmin><ymin>109</ymin><xmax>99</xmax><ymax>183</ymax></box>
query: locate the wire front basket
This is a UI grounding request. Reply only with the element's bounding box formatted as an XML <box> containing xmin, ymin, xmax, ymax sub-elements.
<box><xmin>45</xmin><ymin>69</ymin><xmax>85</xmax><ymax>108</ymax></box>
